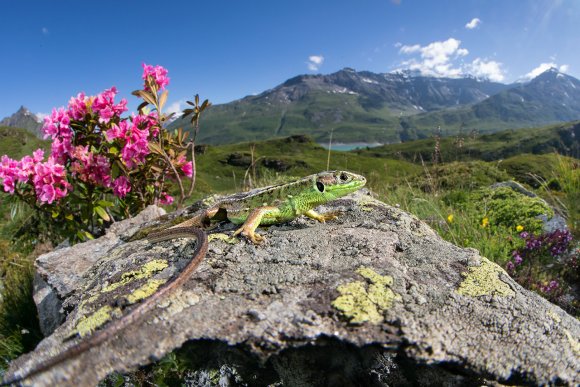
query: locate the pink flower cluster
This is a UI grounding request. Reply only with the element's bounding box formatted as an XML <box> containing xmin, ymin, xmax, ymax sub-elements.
<box><xmin>0</xmin><ymin>149</ymin><xmax>71</xmax><ymax>204</ymax></box>
<box><xmin>105</xmin><ymin>117</ymin><xmax>152</xmax><ymax>168</ymax></box>
<box><xmin>91</xmin><ymin>87</ymin><xmax>128</xmax><ymax>124</ymax></box>
<box><xmin>33</xmin><ymin>157</ymin><xmax>71</xmax><ymax>204</ymax></box>
<box><xmin>113</xmin><ymin>176</ymin><xmax>131</xmax><ymax>198</ymax></box>
<box><xmin>70</xmin><ymin>146</ymin><xmax>112</xmax><ymax>187</ymax></box>
<box><xmin>142</xmin><ymin>63</ymin><xmax>170</xmax><ymax>91</ymax></box>
<box><xmin>176</xmin><ymin>155</ymin><xmax>193</xmax><ymax>178</ymax></box>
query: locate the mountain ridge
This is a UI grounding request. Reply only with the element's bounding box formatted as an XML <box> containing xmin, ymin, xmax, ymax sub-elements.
<box><xmin>169</xmin><ymin>67</ymin><xmax>580</xmax><ymax>145</ymax></box>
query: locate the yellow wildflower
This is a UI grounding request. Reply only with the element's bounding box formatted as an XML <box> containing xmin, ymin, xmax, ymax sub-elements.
<box><xmin>481</xmin><ymin>217</ymin><xmax>489</xmax><ymax>228</ymax></box>
<box><xmin>516</xmin><ymin>225</ymin><xmax>524</xmax><ymax>232</ymax></box>
<box><xmin>447</xmin><ymin>214</ymin><xmax>454</xmax><ymax>223</ymax></box>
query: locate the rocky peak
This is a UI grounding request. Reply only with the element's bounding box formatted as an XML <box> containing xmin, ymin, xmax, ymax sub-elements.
<box><xmin>0</xmin><ymin>106</ymin><xmax>43</xmax><ymax>137</ymax></box>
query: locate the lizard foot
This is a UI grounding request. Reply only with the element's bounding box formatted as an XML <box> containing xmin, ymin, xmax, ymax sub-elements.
<box><xmin>305</xmin><ymin>210</ymin><xmax>342</xmax><ymax>223</ymax></box>
<box><xmin>233</xmin><ymin>227</ymin><xmax>265</xmax><ymax>244</ymax></box>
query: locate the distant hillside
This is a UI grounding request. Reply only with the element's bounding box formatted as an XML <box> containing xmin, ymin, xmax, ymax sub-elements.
<box><xmin>169</xmin><ymin>68</ymin><xmax>510</xmax><ymax>145</ymax></box>
<box><xmin>354</xmin><ymin>120</ymin><xmax>580</xmax><ymax>162</ymax></box>
<box><xmin>0</xmin><ymin>106</ymin><xmax>43</xmax><ymax>138</ymax></box>
<box><xmin>170</xmin><ymin>67</ymin><xmax>580</xmax><ymax>145</ymax></box>
<box><xmin>400</xmin><ymin>68</ymin><xmax>580</xmax><ymax>136</ymax></box>
<box><xmin>0</xmin><ymin>126</ymin><xmax>49</xmax><ymax>159</ymax></box>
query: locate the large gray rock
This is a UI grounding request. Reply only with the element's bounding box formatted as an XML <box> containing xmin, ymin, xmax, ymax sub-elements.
<box><xmin>6</xmin><ymin>191</ymin><xmax>580</xmax><ymax>386</ymax></box>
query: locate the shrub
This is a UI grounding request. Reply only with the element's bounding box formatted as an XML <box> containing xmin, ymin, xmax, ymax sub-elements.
<box><xmin>0</xmin><ymin>65</ymin><xmax>210</xmax><ymax>242</ymax></box>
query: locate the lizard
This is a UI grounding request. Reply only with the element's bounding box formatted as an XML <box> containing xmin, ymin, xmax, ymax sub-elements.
<box><xmin>172</xmin><ymin>170</ymin><xmax>367</xmax><ymax>244</ymax></box>
<box><xmin>1</xmin><ymin>170</ymin><xmax>365</xmax><ymax>385</ymax></box>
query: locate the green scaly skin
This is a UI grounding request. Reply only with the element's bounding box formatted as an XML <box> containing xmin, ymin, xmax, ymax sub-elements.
<box><xmin>173</xmin><ymin>170</ymin><xmax>366</xmax><ymax>243</ymax></box>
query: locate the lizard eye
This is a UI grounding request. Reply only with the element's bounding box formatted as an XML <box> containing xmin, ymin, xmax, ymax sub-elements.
<box><xmin>340</xmin><ymin>172</ymin><xmax>349</xmax><ymax>182</ymax></box>
<box><xmin>316</xmin><ymin>181</ymin><xmax>325</xmax><ymax>192</ymax></box>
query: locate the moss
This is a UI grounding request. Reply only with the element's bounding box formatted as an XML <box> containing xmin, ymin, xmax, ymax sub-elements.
<box><xmin>470</xmin><ymin>186</ymin><xmax>553</xmax><ymax>234</ymax></box>
<box><xmin>126</xmin><ymin>279</ymin><xmax>167</xmax><ymax>304</ymax></box>
<box><xmin>332</xmin><ymin>266</ymin><xmax>400</xmax><ymax>324</ymax></box>
<box><xmin>73</xmin><ymin>305</ymin><xmax>118</xmax><ymax>337</ymax></box>
<box><xmin>102</xmin><ymin>259</ymin><xmax>168</xmax><ymax>293</ymax></box>
<box><xmin>456</xmin><ymin>257</ymin><xmax>515</xmax><ymax>297</ymax></box>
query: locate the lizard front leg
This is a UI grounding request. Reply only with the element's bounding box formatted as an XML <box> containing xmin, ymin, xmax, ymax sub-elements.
<box><xmin>304</xmin><ymin>209</ymin><xmax>339</xmax><ymax>223</ymax></box>
<box><xmin>233</xmin><ymin>206</ymin><xmax>281</xmax><ymax>244</ymax></box>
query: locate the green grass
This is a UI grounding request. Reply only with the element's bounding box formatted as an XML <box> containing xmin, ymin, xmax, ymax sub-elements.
<box><xmin>0</xmin><ymin>127</ymin><xmax>48</xmax><ymax>160</ymax></box>
<box><xmin>354</xmin><ymin>121</ymin><xmax>580</xmax><ymax>162</ymax></box>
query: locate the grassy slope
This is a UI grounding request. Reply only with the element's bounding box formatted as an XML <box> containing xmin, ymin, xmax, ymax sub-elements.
<box><xmin>0</xmin><ymin>126</ymin><xmax>49</xmax><ymax>159</ymax></box>
<box><xmin>354</xmin><ymin>121</ymin><xmax>580</xmax><ymax>163</ymax></box>
<box><xmin>192</xmin><ymin>135</ymin><xmax>422</xmax><ymax>199</ymax></box>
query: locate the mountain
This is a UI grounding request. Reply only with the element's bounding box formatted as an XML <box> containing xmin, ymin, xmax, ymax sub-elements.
<box><xmin>169</xmin><ymin>68</ymin><xmax>511</xmax><ymax>145</ymax></box>
<box><xmin>400</xmin><ymin>68</ymin><xmax>580</xmax><ymax>136</ymax></box>
<box><xmin>0</xmin><ymin>106</ymin><xmax>43</xmax><ymax>138</ymax></box>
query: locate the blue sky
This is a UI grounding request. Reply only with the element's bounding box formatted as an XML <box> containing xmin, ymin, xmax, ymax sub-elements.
<box><xmin>1</xmin><ymin>0</ymin><xmax>579</xmax><ymax>119</ymax></box>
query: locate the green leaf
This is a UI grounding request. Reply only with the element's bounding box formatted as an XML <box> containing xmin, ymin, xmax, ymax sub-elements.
<box><xmin>94</xmin><ymin>206</ymin><xmax>111</xmax><ymax>222</ymax></box>
<box><xmin>52</xmin><ymin>210</ymin><xmax>60</xmax><ymax>218</ymax></box>
<box><xmin>98</xmin><ymin>200</ymin><xmax>114</xmax><ymax>207</ymax></box>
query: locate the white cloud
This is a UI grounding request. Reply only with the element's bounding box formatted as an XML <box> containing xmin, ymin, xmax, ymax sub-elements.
<box><xmin>41</xmin><ymin>27</ymin><xmax>49</xmax><ymax>35</ymax></box>
<box><xmin>307</xmin><ymin>55</ymin><xmax>325</xmax><ymax>71</ymax></box>
<box><xmin>466</xmin><ymin>58</ymin><xmax>505</xmax><ymax>82</ymax></box>
<box><xmin>396</xmin><ymin>38</ymin><xmax>506</xmax><ymax>81</ymax></box>
<box><xmin>398</xmin><ymin>38</ymin><xmax>469</xmax><ymax>78</ymax></box>
<box><xmin>36</xmin><ymin>112</ymin><xmax>48</xmax><ymax>123</ymax></box>
<box><xmin>465</xmin><ymin>18</ymin><xmax>481</xmax><ymax>30</ymax></box>
<box><xmin>523</xmin><ymin>62</ymin><xmax>569</xmax><ymax>79</ymax></box>
<box><xmin>164</xmin><ymin>100</ymin><xmax>185</xmax><ymax>120</ymax></box>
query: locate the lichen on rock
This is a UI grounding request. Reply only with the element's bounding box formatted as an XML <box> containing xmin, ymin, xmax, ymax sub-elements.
<box><xmin>332</xmin><ymin>266</ymin><xmax>401</xmax><ymax>324</ymax></box>
<box><xmin>101</xmin><ymin>259</ymin><xmax>168</xmax><ymax>293</ymax></box>
<box><xmin>73</xmin><ymin>305</ymin><xmax>118</xmax><ymax>338</ymax></box>
<box><xmin>456</xmin><ymin>257</ymin><xmax>515</xmax><ymax>297</ymax></box>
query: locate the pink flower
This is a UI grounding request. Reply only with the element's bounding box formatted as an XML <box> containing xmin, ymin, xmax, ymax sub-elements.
<box><xmin>0</xmin><ymin>155</ymin><xmax>19</xmax><ymax>193</ymax></box>
<box><xmin>159</xmin><ymin>192</ymin><xmax>174</xmax><ymax>205</ymax></box>
<box><xmin>142</xmin><ymin>63</ymin><xmax>170</xmax><ymax>91</ymax></box>
<box><xmin>70</xmin><ymin>146</ymin><xmax>111</xmax><ymax>187</ymax></box>
<box><xmin>92</xmin><ymin>87</ymin><xmax>128</xmax><ymax>124</ymax></box>
<box><xmin>0</xmin><ymin>150</ymin><xmax>46</xmax><ymax>193</ymax></box>
<box><xmin>112</xmin><ymin>176</ymin><xmax>131</xmax><ymax>198</ymax></box>
<box><xmin>67</xmin><ymin>92</ymin><xmax>89</xmax><ymax>120</ymax></box>
<box><xmin>181</xmin><ymin>161</ymin><xmax>193</xmax><ymax>178</ymax></box>
<box><xmin>42</xmin><ymin>107</ymin><xmax>71</xmax><ymax>140</ymax></box>
<box><xmin>32</xmin><ymin>157</ymin><xmax>71</xmax><ymax>204</ymax></box>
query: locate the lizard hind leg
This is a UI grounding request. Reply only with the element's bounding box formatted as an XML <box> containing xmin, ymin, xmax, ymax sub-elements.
<box><xmin>233</xmin><ymin>206</ymin><xmax>281</xmax><ymax>244</ymax></box>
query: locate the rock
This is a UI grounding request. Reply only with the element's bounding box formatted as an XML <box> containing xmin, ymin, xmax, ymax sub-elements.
<box><xmin>32</xmin><ymin>205</ymin><xmax>166</xmax><ymax>336</ymax></box>
<box><xmin>6</xmin><ymin>191</ymin><xmax>579</xmax><ymax>386</ymax></box>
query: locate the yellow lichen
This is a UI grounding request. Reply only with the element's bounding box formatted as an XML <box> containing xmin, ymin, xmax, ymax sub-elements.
<box><xmin>126</xmin><ymin>279</ymin><xmax>167</xmax><ymax>304</ymax></box>
<box><xmin>456</xmin><ymin>257</ymin><xmax>515</xmax><ymax>297</ymax></box>
<box><xmin>564</xmin><ymin>329</ymin><xmax>580</xmax><ymax>356</ymax></box>
<box><xmin>332</xmin><ymin>266</ymin><xmax>400</xmax><ymax>325</ymax></box>
<box><xmin>547</xmin><ymin>310</ymin><xmax>561</xmax><ymax>323</ymax></box>
<box><xmin>73</xmin><ymin>305</ymin><xmax>119</xmax><ymax>337</ymax></box>
<box><xmin>101</xmin><ymin>259</ymin><xmax>169</xmax><ymax>293</ymax></box>
<box><xmin>208</xmin><ymin>233</ymin><xmax>239</xmax><ymax>244</ymax></box>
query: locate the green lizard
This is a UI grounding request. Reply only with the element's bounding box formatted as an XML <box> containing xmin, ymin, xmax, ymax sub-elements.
<box><xmin>2</xmin><ymin>170</ymin><xmax>365</xmax><ymax>385</ymax></box>
<box><xmin>170</xmin><ymin>170</ymin><xmax>367</xmax><ymax>243</ymax></box>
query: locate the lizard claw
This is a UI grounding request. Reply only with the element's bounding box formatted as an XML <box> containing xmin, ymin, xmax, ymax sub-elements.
<box><xmin>233</xmin><ymin>227</ymin><xmax>265</xmax><ymax>244</ymax></box>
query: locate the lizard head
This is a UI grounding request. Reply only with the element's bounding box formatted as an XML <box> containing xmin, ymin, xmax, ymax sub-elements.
<box><xmin>313</xmin><ymin>170</ymin><xmax>366</xmax><ymax>200</ymax></box>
